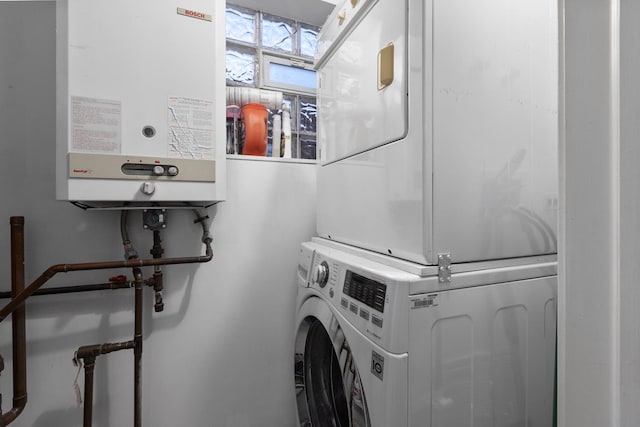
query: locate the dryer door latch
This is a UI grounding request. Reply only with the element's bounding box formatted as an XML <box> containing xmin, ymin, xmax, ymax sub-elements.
<box><xmin>437</xmin><ymin>253</ymin><xmax>452</xmax><ymax>283</ymax></box>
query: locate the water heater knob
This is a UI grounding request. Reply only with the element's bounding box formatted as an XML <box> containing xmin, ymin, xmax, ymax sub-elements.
<box><xmin>152</xmin><ymin>165</ymin><xmax>165</xmax><ymax>175</ymax></box>
<box><xmin>315</xmin><ymin>261</ymin><xmax>330</xmax><ymax>288</ymax></box>
<box><xmin>140</xmin><ymin>182</ymin><xmax>156</xmax><ymax>195</ymax></box>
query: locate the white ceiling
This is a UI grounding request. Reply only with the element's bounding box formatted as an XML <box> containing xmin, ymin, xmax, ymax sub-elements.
<box><xmin>229</xmin><ymin>0</ymin><xmax>336</xmax><ymax>26</ymax></box>
<box><xmin>6</xmin><ymin>0</ymin><xmax>336</xmax><ymax>27</ymax></box>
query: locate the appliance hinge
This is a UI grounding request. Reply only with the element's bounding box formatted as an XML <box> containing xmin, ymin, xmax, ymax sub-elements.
<box><xmin>437</xmin><ymin>253</ymin><xmax>452</xmax><ymax>283</ymax></box>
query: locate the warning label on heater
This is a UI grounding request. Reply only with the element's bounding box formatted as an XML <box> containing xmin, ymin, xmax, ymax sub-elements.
<box><xmin>411</xmin><ymin>294</ymin><xmax>439</xmax><ymax>309</ymax></box>
<box><xmin>167</xmin><ymin>96</ymin><xmax>214</xmax><ymax>160</ymax></box>
<box><xmin>70</xmin><ymin>96</ymin><xmax>121</xmax><ymax>153</ymax></box>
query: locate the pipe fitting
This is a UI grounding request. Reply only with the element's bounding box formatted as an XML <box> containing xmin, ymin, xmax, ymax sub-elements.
<box><xmin>152</xmin><ymin>270</ymin><xmax>164</xmax><ymax>312</ymax></box>
<box><xmin>76</xmin><ymin>341</ymin><xmax>136</xmax><ymax>361</ymax></box>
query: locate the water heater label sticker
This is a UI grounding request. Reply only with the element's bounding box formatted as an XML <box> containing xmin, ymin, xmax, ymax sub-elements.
<box><xmin>177</xmin><ymin>7</ymin><xmax>212</xmax><ymax>22</ymax></box>
<box><xmin>70</xmin><ymin>96</ymin><xmax>121</xmax><ymax>153</ymax></box>
<box><xmin>168</xmin><ymin>96</ymin><xmax>214</xmax><ymax>159</ymax></box>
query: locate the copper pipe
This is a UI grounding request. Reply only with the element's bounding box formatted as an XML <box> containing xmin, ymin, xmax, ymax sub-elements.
<box><xmin>76</xmin><ymin>341</ymin><xmax>136</xmax><ymax>427</ymax></box>
<box><xmin>0</xmin><ymin>242</ymin><xmax>213</xmax><ymax>322</ymax></box>
<box><xmin>2</xmin><ymin>217</ymin><xmax>28</xmax><ymax>425</ymax></box>
<box><xmin>132</xmin><ymin>268</ymin><xmax>143</xmax><ymax>427</ymax></box>
<box><xmin>82</xmin><ymin>357</ymin><xmax>95</xmax><ymax>427</ymax></box>
<box><xmin>0</xmin><ymin>215</ymin><xmax>214</xmax><ymax>425</ymax></box>
<box><xmin>75</xmin><ymin>271</ymin><xmax>146</xmax><ymax>427</ymax></box>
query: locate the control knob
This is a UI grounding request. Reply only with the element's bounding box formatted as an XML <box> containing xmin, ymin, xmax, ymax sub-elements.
<box><xmin>140</xmin><ymin>182</ymin><xmax>155</xmax><ymax>195</ymax></box>
<box><xmin>315</xmin><ymin>261</ymin><xmax>330</xmax><ymax>288</ymax></box>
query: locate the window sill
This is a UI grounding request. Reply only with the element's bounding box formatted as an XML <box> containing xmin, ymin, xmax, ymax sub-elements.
<box><xmin>226</xmin><ymin>154</ymin><xmax>317</xmax><ymax>165</ymax></box>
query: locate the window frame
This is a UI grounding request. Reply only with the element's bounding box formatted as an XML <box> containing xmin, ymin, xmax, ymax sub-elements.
<box><xmin>225</xmin><ymin>3</ymin><xmax>319</xmax><ymax>160</ymax></box>
<box><xmin>261</xmin><ymin>53</ymin><xmax>317</xmax><ymax>95</ymax></box>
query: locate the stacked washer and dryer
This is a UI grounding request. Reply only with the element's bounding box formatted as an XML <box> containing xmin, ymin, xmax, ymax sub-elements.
<box><xmin>294</xmin><ymin>0</ymin><xmax>558</xmax><ymax>426</ymax></box>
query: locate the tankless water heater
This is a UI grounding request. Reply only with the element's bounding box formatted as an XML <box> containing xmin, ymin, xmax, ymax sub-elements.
<box><xmin>56</xmin><ymin>0</ymin><xmax>226</xmax><ymax>208</ymax></box>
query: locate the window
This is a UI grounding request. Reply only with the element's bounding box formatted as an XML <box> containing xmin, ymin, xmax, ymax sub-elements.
<box><xmin>225</xmin><ymin>3</ymin><xmax>320</xmax><ymax>160</ymax></box>
<box><xmin>262</xmin><ymin>54</ymin><xmax>317</xmax><ymax>94</ymax></box>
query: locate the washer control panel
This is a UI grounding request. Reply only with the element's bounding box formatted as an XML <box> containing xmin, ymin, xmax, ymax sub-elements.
<box><xmin>303</xmin><ymin>240</ymin><xmax>417</xmax><ymax>353</ymax></box>
<box><xmin>343</xmin><ymin>269</ymin><xmax>386</xmax><ymax>313</ymax></box>
<box><xmin>310</xmin><ymin>249</ymin><xmax>389</xmax><ymax>341</ymax></box>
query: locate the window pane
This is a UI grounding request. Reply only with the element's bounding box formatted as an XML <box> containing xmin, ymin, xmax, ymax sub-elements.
<box><xmin>283</xmin><ymin>95</ymin><xmax>297</xmax><ymax>132</ymax></box>
<box><xmin>300</xmin><ymin>134</ymin><xmax>317</xmax><ymax>160</ymax></box>
<box><xmin>226</xmin><ymin>6</ymin><xmax>257</xmax><ymax>44</ymax></box>
<box><xmin>261</xmin><ymin>13</ymin><xmax>295</xmax><ymax>53</ymax></box>
<box><xmin>268</xmin><ymin>62</ymin><xmax>316</xmax><ymax>90</ymax></box>
<box><xmin>300</xmin><ymin>24</ymin><xmax>320</xmax><ymax>58</ymax></box>
<box><xmin>299</xmin><ymin>96</ymin><xmax>317</xmax><ymax>133</ymax></box>
<box><xmin>226</xmin><ymin>47</ymin><xmax>257</xmax><ymax>86</ymax></box>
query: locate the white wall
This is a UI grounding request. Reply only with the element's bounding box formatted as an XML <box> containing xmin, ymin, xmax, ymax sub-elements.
<box><xmin>0</xmin><ymin>2</ymin><xmax>316</xmax><ymax>426</ymax></box>
<box><xmin>559</xmin><ymin>1</ymin><xmax>640</xmax><ymax>426</ymax></box>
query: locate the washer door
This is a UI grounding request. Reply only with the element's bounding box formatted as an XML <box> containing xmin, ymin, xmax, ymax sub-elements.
<box><xmin>294</xmin><ymin>297</ymin><xmax>370</xmax><ymax>427</ymax></box>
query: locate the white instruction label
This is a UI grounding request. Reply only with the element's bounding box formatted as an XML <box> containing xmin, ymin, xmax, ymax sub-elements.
<box><xmin>71</xmin><ymin>96</ymin><xmax>121</xmax><ymax>153</ymax></box>
<box><xmin>167</xmin><ymin>96</ymin><xmax>214</xmax><ymax>159</ymax></box>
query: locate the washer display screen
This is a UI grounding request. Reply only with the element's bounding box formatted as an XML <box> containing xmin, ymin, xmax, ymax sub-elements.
<box><xmin>343</xmin><ymin>270</ymin><xmax>386</xmax><ymax>313</ymax></box>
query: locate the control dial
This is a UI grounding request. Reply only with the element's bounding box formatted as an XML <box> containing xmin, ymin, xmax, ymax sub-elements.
<box><xmin>140</xmin><ymin>182</ymin><xmax>156</xmax><ymax>195</ymax></box>
<box><xmin>315</xmin><ymin>261</ymin><xmax>330</xmax><ymax>288</ymax></box>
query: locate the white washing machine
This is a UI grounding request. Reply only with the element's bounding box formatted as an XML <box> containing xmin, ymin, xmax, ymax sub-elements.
<box><xmin>294</xmin><ymin>238</ymin><xmax>557</xmax><ymax>426</ymax></box>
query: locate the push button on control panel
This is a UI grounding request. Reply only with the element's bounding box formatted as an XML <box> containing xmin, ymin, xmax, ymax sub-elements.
<box><xmin>349</xmin><ymin>302</ymin><xmax>358</xmax><ymax>314</ymax></box>
<box><xmin>371</xmin><ymin>314</ymin><xmax>383</xmax><ymax>328</ymax></box>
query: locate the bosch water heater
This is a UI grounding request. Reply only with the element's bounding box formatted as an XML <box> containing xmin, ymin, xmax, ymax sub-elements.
<box><xmin>56</xmin><ymin>0</ymin><xmax>226</xmax><ymax>207</ymax></box>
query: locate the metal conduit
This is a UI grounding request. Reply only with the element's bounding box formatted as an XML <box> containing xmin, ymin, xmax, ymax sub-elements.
<box><xmin>0</xmin><ymin>280</ymin><xmax>134</xmax><ymax>300</ymax></box>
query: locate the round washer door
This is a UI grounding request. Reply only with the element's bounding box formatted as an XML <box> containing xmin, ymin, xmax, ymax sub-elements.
<box><xmin>294</xmin><ymin>297</ymin><xmax>370</xmax><ymax>427</ymax></box>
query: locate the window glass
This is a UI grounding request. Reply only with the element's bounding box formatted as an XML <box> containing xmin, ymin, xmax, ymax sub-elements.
<box><xmin>225</xmin><ymin>6</ymin><xmax>257</xmax><ymax>44</ymax></box>
<box><xmin>300</xmin><ymin>135</ymin><xmax>317</xmax><ymax>160</ymax></box>
<box><xmin>268</xmin><ymin>62</ymin><xmax>317</xmax><ymax>90</ymax></box>
<box><xmin>226</xmin><ymin>4</ymin><xmax>318</xmax><ymax>160</ymax></box>
<box><xmin>226</xmin><ymin>47</ymin><xmax>257</xmax><ymax>86</ymax></box>
<box><xmin>299</xmin><ymin>96</ymin><xmax>317</xmax><ymax>133</ymax></box>
<box><xmin>300</xmin><ymin>24</ymin><xmax>320</xmax><ymax>58</ymax></box>
<box><xmin>261</xmin><ymin>13</ymin><xmax>295</xmax><ymax>53</ymax></box>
